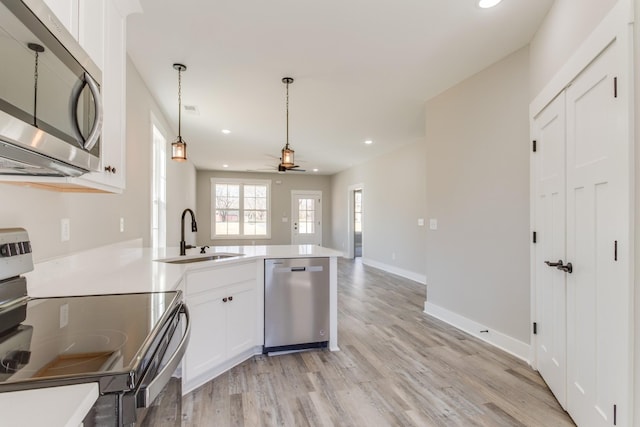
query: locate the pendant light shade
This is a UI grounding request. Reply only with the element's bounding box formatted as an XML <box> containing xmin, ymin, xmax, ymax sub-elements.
<box><xmin>171</xmin><ymin>63</ymin><xmax>187</xmax><ymax>161</ymax></box>
<box><xmin>280</xmin><ymin>77</ymin><xmax>295</xmax><ymax>168</ymax></box>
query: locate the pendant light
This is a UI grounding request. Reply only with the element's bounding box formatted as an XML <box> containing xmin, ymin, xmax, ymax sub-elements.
<box><xmin>280</xmin><ymin>77</ymin><xmax>295</xmax><ymax>168</ymax></box>
<box><xmin>171</xmin><ymin>63</ymin><xmax>188</xmax><ymax>161</ymax></box>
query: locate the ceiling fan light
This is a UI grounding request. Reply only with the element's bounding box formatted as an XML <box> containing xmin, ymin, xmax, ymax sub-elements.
<box><xmin>171</xmin><ymin>138</ymin><xmax>187</xmax><ymax>161</ymax></box>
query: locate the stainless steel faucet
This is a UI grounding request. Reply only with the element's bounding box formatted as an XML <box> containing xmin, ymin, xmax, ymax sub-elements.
<box><xmin>180</xmin><ymin>208</ymin><xmax>198</xmax><ymax>256</ymax></box>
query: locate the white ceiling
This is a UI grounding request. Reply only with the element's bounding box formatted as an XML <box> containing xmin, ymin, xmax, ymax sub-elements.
<box><xmin>127</xmin><ymin>0</ymin><xmax>554</xmax><ymax>175</ymax></box>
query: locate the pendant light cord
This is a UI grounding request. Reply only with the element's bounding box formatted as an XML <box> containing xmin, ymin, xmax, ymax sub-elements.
<box><xmin>285</xmin><ymin>79</ymin><xmax>289</xmax><ymax>149</ymax></box>
<box><xmin>177</xmin><ymin>67</ymin><xmax>182</xmax><ymax>139</ymax></box>
<box><xmin>33</xmin><ymin>49</ymin><xmax>39</xmax><ymax>127</ymax></box>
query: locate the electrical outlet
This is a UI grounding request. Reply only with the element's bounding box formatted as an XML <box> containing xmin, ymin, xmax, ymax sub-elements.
<box><xmin>392</xmin><ymin>252</ymin><xmax>396</xmax><ymax>260</ymax></box>
<box><xmin>429</xmin><ymin>219</ymin><xmax>438</xmax><ymax>230</ymax></box>
<box><xmin>120</xmin><ymin>217</ymin><xmax>125</xmax><ymax>233</ymax></box>
<box><xmin>418</xmin><ymin>218</ymin><xmax>425</xmax><ymax>226</ymax></box>
<box><xmin>61</xmin><ymin>218</ymin><xmax>70</xmax><ymax>241</ymax></box>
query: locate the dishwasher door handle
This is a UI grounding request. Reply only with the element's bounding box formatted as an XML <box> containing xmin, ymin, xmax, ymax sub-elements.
<box><xmin>274</xmin><ymin>266</ymin><xmax>324</xmax><ymax>274</ymax></box>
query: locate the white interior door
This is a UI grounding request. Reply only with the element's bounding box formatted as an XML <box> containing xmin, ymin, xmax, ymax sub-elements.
<box><xmin>533</xmin><ymin>91</ymin><xmax>567</xmax><ymax>408</ymax></box>
<box><xmin>564</xmin><ymin>40</ymin><xmax>629</xmax><ymax>427</ymax></box>
<box><xmin>291</xmin><ymin>191</ymin><xmax>322</xmax><ymax>245</ymax></box>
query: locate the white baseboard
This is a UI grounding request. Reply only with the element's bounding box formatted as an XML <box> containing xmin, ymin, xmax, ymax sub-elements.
<box><xmin>423</xmin><ymin>301</ymin><xmax>530</xmax><ymax>363</ymax></box>
<box><xmin>361</xmin><ymin>258</ymin><xmax>427</xmax><ymax>285</ymax></box>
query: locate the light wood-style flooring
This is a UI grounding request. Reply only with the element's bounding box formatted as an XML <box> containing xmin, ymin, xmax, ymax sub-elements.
<box><xmin>182</xmin><ymin>258</ymin><xmax>575</xmax><ymax>426</ymax></box>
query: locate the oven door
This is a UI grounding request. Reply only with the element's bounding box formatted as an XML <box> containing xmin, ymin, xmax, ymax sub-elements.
<box><xmin>81</xmin><ymin>304</ymin><xmax>190</xmax><ymax>427</ymax></box>
<box><xmin>134</xmin><ymin>304</ymin><xmax>190</xmax><ymax>426</ymax></box>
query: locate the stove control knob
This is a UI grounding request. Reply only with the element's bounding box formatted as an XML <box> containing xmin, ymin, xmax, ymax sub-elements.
<box><xmin>0</xmin><ymin>241</ymin><xmax>32</xmax><ymax>257</ymax></box>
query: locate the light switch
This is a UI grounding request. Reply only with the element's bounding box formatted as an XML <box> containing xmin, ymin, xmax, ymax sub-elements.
<box><xmin>282</xmin><ymin>217</ymin><xmax>288</xmax><ymax>223</ymax></box>
<box><xmin>429</xmin><ymin>219</ymin><xmax>438</xmax><ymax>230</ymax></box>
<box><xmin>418</xmin><ymin>218</ymin><xmax>425</xmax><ymax>226</ymax></box>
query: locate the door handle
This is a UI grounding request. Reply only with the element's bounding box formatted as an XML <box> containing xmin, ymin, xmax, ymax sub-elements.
<box><xmin>544</xmin><ymin>260</ymin><xmax>563</xmax><ymax>267</ymax></box>
<box><xmin>557</xmin><ymin>262</ymin><xmax>573</xmax><ymax>273</ymax></box>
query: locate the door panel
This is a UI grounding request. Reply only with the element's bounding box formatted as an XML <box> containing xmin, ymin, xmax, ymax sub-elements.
<box><xmin>533</xmin><ymin>92</ymin><xmax>566</xmax><ymax>407</ymax></box>
<box><xmin>565</xmin><ymin>40</ymin><xmax>628</xmax><ymax>427</ymax></box>
<box><xmin>291</xmin><ymin>191</ymin><xmax>322</xmax><ymax>245</ymax></box>
<box><xmin>226</xmin><ymin>286</ymin><xmax>257</xmax><ymax>357</ymax></box>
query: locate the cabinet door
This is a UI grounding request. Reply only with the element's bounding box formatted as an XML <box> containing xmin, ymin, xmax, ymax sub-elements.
<box><xmin>184</xmin><ymin>290</ymin><xmax>226</xmax><ymax>383</ymax></box>
<box><xmin>78</xmin><ymin>0</ymin><xmax>104</xmax><ymax>70</ymax></box>
<box><xmin>42</xmin><ymin>0</ymin><xmax>79</xmax><ymax>39</ymax></box>
<box><xmin>226</xmin><ymin>285</ymin><xmax>257</xmax><ymax>358</ymax></box>
<box><xmin>75</xmin><ymin>0</ymin><xmax>126</xmax><ymax>192</ymax></box>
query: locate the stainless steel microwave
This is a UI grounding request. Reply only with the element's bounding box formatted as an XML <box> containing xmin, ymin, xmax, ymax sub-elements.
<box><xmin>0</xmin><ymin>0</ymin><xmax>102</xmax><ymax>177</ymax></box>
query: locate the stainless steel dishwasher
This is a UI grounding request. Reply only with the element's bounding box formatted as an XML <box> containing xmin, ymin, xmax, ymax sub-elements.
<box><xmin>264</xmin><ymin>257</ymin><xmax>330</xmax><ymax>353</ymax></box>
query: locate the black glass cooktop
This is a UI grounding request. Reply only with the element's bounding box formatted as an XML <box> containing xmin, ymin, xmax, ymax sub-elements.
<box><xmin>0</xmin><ymin>291</ymin><xmax>181</xmax><ymax>390</ymax></box>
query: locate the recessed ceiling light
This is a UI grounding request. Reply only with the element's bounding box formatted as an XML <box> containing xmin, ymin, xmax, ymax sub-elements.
<box><xmin>364</xmin><ymin>140</ymin><xmax>373</xmax><ymax>145</ymax></box>
<box><xmin>478</xmin><ymin>0</ymin><xmax>502</xmax><ymax>8</ymax></box>
<box><xmin>313</xmin><ymin>168</ymin><xmax>319</xmax><ymax>172</ymax></box>
<box><xmin>222</xmin><ymin>164</ymin><xmax>229</xmax><ymax>168</ymax></box>
<box><xmin>221</xmin><ymin>129</ymin><xmax>231</xmax><ymax>134</ymax></box>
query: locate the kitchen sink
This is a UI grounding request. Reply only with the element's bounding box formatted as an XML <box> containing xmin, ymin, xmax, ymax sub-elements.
<box><xmin>155</xmin><ymin>253</ymin><xmax>244</xmax><ymax>264</ymax></box>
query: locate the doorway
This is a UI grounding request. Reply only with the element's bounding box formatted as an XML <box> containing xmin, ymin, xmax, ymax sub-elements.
<box><xmin>346</xmin><ymin>184</ymin><xmax>364</xmax><ymax>259</ymax></box>
<box><xmin>291</xmin><ymin>191</ymin><xmax>322</xmax><ymax>245</ymax></box>
<box><xmin>354</xmin><ymin>189</ymin><xmax>362</xmax><ymax>257</ymax></box>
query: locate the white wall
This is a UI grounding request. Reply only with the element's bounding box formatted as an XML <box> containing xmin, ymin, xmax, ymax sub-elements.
<box><xmin>424</xmin><ymin>47</ymin><xmax>530</xmax><ymax>344</ymax></box>
<box><xmin>330</xmin><ymin>140</ymin><xmax>427</xmax><ymax>282</ymax></box>
<box><xmin>196</xmin><ymin>170</ymin><xmax>332</xmax><ymax>247</ymax></box>
<box><xmin>529</xmin><ymin>0</ymin><xmax>618</xmax><ymax>97</ymax></box>
<box><xmin>0</xmin><ymin>57</ymin><xmax>195</xmax><ymax>262</ymax></box>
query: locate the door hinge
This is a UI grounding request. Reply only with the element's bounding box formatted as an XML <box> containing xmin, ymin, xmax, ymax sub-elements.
<box><xmin>532</xmin><ymin>140</ymin><xmax>537</xmax><ymax>152</ymax></box>
<box><xmin>614</xmin><ymin>240</ymin><xmax>618</xmax><ymax>261</ymax></box>
<box><xmin>533</xmin><ymin>322</ymin><xmax>537</xmax><ymax>335</ymax></box>
<box><xmin>613</xmin><ymin>404</ymin><xmax>617</xmax><ymax>425</ymax></box>
<box><xmin>532</xmin><ymin>231</ymin><xmax>537</xmax><ymax>244</ymax></box>
<box><xmin>614</xmin><ymin>77</ymin><xmax>618</xmax><ymax>98</ymax></box>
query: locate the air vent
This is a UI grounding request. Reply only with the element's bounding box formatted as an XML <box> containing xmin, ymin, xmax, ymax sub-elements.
<box><xmin>183</xmin><ymin>105</ymin><xmax>199</xmax><ymax>115</ymax></box>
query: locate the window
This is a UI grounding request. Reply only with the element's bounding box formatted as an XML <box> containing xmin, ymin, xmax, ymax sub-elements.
<box><xmin>151</xmin><ymin>121</ymin><xmax>167</xmax><ymax>249</ymax></box>
<box><xmin>211</xmin><ymin>178</ymin><xmax>271</xmax><ymax>239</ymax></box>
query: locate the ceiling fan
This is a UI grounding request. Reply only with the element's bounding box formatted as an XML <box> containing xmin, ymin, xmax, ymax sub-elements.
<box><xmin>277</xmin><ymin>77</ymin><xmax>305</xmax><ymax>173</ymax></box>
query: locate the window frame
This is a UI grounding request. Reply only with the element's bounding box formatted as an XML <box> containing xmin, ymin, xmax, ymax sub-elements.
<box><xmin>210</xmin><ymin>177</ymin><xmax>272</xmax><ymax>239</ymax></box>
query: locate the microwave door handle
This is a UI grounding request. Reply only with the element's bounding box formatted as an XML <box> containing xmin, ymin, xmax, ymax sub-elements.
<box><xmin>69</xmin><ymin>79</ymin><xmax>86</xmax><ymax>147</ymax></box>
<box><xmin>82</xmin><ymin>73</ymin><xmax>103</xmax><ymax>152</ymax></box>
<box><xmin>140</xmin><ymin>304</ymin><xmax>191</xmax><ymax>408</ymax></box>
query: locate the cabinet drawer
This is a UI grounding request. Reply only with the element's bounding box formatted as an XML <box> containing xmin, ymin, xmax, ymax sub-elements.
<box><xmin>186</xmin><ymin>261</ymin><xmax>256</xmax><ymax>295</ymax></box>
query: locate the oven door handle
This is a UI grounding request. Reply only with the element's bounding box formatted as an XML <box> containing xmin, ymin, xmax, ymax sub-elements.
<box><xmin>140</xmin><ymin>304</ymin><xmax>191</xmax><ymax>407</ymax></box>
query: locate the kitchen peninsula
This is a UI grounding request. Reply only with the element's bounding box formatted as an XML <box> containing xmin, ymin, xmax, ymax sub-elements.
<box><xmin>19</xmin><ymin>240</ymin><xmax>341</xmax><ymax>412</ymax></box>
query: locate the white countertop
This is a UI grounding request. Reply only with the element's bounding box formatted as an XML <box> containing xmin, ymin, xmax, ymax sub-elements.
<box><xmin>4</xmin><ymin>241</ymin><xmax>341</xmax><ymax>425</ymax></box>
<box><xmin>0</xmin><ymin>383</ymin><xmax>98</xmax><ymax>427</ymax></box>
<box><xmin>26</xmin><ymin>241</ymin><xmax>342</xmax><ymax>297</ymax></box>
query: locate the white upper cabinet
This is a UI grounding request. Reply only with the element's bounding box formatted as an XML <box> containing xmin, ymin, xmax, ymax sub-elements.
<box><xmin>75</xmin><ymin>0</ymin><xmax>128</xmax><ymax>191</ymax></box>
<box><xmin>42</xmin><ymin>0</ymin><xmax>79</xmax><ymax>38</ymax></box>
<box><xmin>78</xmin><ymin>0</ymin><xmax>104</xmax><ymax>70</ymax></box>
<box><xmin>10</xmin><ymin>0</ymin><xmax>141</xmax><ymax>193</ymax></box>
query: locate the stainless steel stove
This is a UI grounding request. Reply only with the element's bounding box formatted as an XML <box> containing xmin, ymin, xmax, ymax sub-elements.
<box><xmin>0</xmin><ymin>228</ymin><xmax>190</xmax><ymax>426</ymax></box>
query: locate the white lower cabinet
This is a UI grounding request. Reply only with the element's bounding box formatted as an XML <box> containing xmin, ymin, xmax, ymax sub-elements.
<box><xmin>183</xmin><ymin>261</ymin><xmax>260</xmax><ymax>393</ymax></box>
